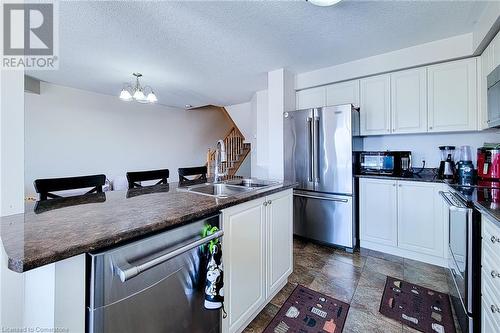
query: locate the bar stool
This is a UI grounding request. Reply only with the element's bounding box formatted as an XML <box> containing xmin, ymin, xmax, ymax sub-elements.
<box><xmin>34</xmin><ymin>174</ymin><xmax>106</xmax><ymax>201</ymax></box>
<box><xmin>178</xmin><ymin>166</ymin><xmax>207</xmax><ymax>186</ymax></box>
<box><xmin>126</xmin><ymin>169</ymin><xmax>169</xmax><ymax>189</ymax></box>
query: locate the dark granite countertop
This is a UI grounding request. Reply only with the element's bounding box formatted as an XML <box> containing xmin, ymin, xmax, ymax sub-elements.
<box><xmin>355</xmin><ymin>169</ymin><xmax>446</xmax><ymax>184</ymax></box>
<box><xmin>0</xmin><ymin>181</ymin><xmax>295</xmax><ymax>273</ymax></box>
<box><xmin>447</xmin><ymin>183</ymin><xmax>500</xmax><ymax>226</ymax></box>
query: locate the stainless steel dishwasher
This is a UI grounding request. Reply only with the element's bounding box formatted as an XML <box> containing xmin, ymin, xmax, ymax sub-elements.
<box><xmin>87</xmin><ymin>215</ymin><xmax>223</xmax><ymax>333</ymax></box>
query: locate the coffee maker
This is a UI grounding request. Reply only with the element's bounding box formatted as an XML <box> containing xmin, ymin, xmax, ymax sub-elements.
<box><xmin>438</xmin><ymin>146</ymin><xmax>456</xmax><ymax>180</ymax></box>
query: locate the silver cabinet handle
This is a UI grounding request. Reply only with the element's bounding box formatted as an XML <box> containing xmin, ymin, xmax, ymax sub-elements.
<box><xmin>267</xmin><ymin>200</ymin><xmax>272</xmax><ymax>205</ymax></box>
<box><xmin>429</xmin><ymin>126</ymin><xmax>433</xmax><ymax>130</ymax></box>
<box><xmin>398</xmin><ymin>184</ymin><xmax>402</xmax><ymax>187</ymax></box>
<box><xmin>294</xmin><ymin>193</ymin><xmax>348</xmax><ymax>203</ymax></box>
<box><xmin>491</xmin><ymin>270</ymin><xmax>500</xmax><ymax>278</ymax></box>
<box><xmin>491</xmin><ymin>305</ymin><xmax>500</xmax><ymax>313</ymax></box>
<box><xmin>115</xmin><ymin>230</ymin><xmax>224</xmax><ymax>282</ymax></box>
<box><xmin>491</xmin><ymin>236</ymin><xmax>500</xmax><ymax>244</ymax></box>
<box><xmin>263</xmin><ymin>201</ymin><xmax>268</xmax><ymax>207</ymax></box>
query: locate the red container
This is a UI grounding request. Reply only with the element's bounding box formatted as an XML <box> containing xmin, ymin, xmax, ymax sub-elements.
<box><xmin>477</xmin><ymin>148</ymin><xmax>500</xmax><ymax>181</ymax></box>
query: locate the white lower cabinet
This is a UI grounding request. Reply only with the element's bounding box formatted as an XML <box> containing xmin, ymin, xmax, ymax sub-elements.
<box><xmin>222</xmin><ymin>189</ymin><xmax>293</xmax><ymax>333</ymax></box>
<box><xmin>359</xmin><ymin>178</ymin><xmax>398</xmax><ymax>246</ymax></box>
<box><xmin>397</xmin><ymin>181</ymin><xmax>444</xmax><ymax>257</ymax></box>
<box><xmin>359</xmin><ymin>178</ymin><xmax>446</xmax><ymax>266</ymax></box>
<box><xmin>481</xmin><ymin>215</ymin><xmax>500</xmax><ymax>332</ymax></box>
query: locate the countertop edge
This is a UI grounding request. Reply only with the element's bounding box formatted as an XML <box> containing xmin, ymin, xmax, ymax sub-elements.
<box><xmin>6</xmin><ymin>184</ymin><xmax>295</xmax><ymax>273</ymax></box>
<box><xmin>474</xmin><ymin>202</ymin><xmax>500</xmax><ymax>227</ymax></box>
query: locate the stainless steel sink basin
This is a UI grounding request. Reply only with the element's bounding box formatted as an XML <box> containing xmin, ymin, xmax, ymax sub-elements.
<box><xmin>178</xmin><ymin>179</ymin><xmax>280</xmax><ymax>198</ymax></box>
<box><xmin>181</xmin><ymin>183</ymin><xmax>253</xmax><ymax>198</ymax></box>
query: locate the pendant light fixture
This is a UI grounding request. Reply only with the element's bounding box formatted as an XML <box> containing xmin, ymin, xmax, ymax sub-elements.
<box><xmin>307</xmin><ymin>0</ymin><xmax>342</xmax><ymax>6</ymax></box>
<box><xmin>119</xmin><ymin>73</ymin><xmax>157</xmax><ymax>104</ymax></box>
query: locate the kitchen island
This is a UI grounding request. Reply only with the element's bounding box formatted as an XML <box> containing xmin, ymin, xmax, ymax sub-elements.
<box><xmin>0</xmin><ymin>180</ymin><xmax>294</xmax><ymax>333</ymax></box>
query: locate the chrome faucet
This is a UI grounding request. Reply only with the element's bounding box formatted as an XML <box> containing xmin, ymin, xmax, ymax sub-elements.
<box><xmin>214</xmin><ymin>139</ymin><xmax>227</xmax><ymax>183</ymax></box>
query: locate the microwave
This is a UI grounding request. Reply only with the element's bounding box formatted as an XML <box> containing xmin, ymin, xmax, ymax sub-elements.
<box><xmin>359</xmin><ymin>151</ymin><xmax>412</xmax><ymax>177</ymax></box>
<box><xmin>487</xmin><ymin>64</ymin><xmax>500</xmax><ymax>128</ymax></box>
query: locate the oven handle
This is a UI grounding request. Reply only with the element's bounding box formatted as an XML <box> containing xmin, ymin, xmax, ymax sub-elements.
<box><xmin>466</xmin><ymin>206</ymin><xmax>473</xmax><ymax>313</ymax></box>
<box><xmin>438</xmin><ymin>191</ymin><xmax>469</xmax><ymax>212</ymax></box>
<box><xmin>115</xmin><ymin>230</ymin><xmax>224</xmax><ymax>283</ymax></box>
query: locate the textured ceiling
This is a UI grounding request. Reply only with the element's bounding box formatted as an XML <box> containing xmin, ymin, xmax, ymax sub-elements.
<box><xmin>29</xmin><ymin>0</ymin><xmax>488</xmax><ymax>108</ymax></box>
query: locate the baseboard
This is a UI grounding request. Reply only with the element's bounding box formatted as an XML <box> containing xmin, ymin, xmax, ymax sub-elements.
<box><xmin>361</xmin><ymin>241</ymin><xmax>448</xmax><ymax>267</ymax></box>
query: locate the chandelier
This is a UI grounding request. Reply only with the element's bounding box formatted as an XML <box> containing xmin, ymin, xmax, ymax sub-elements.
<box><xmin>119</xmin><ymin>73</ymin><xmax>158</xmax><ymax>104</ymax></box>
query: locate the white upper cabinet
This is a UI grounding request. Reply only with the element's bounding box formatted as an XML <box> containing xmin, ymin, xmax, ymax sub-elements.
<box><xmin>360</xmin><ymin>74</ymin><xmax>391</xmax><ymax>135</ymax></box>
<box><xmin>296</xmin><ymin>86</ymin><xmax>326</xmax><ymax>110</ymax></box>
<box><xmin>326</xmin><ymin>80</ymin><xmax>360</xmax><ymax>108</ymax></box>
<box><xmin>427</xmin><ymin>58</ymin><xmax>477</xmax><ymax>132</ymax></box>
<box><xmin>391</xmin><ymin>68</ymin><xmax>427</xmax><ymax>134</ymax></box>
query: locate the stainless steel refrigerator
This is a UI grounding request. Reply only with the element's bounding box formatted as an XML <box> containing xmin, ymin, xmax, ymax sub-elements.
<box><xmin>284</xmin><ymin>104</ymin><xmax>362</xmax><ymax>250</ymax></box>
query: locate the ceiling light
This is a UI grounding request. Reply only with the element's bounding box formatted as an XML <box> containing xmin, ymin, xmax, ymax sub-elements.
<box><xmin>307</xmin><ymin>0</ymin><xmax>342</xmax><ymax>6</ymax></box>
<box><xmin>119</xmin><ymin>73</ymin><xmax>157</xmax><ymax>104</ymax></box>
<box><xmin>119</xmin><ymin>89</ymin><xmax>132</xmax><ymax>101</ymax></box>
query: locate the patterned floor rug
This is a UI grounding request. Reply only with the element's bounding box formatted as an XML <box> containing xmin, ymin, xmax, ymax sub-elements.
<box><xmin>263</xmin><ymin>285</ymin><xmax>349</xmax><ymax>333</ymax></box>
<box><xmin>379</xmin><ymin>276</ymin><xmax>456</xmax><ymax>333</ymax></box>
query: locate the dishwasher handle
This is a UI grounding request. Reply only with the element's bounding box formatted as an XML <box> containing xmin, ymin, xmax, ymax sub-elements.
<box><xmin>115</xmin><ymin>230</ymin><xmax>224</xmax><ymax>283</ymax></box>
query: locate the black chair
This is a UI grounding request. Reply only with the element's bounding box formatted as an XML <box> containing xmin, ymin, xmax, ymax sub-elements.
<box><xmin>126</xmin><ymin>169</ymin><xmax>169</xmax><ymax>189</ymax></box>
<box><xmin>34</xmin><ymin>174</ymin><xmax>106</xmax><ymax>201</ymax></box>
<box><xmin>178</xmin><ymin>166</ymin><xmax>207</xmax><ymax>186</ymax></box>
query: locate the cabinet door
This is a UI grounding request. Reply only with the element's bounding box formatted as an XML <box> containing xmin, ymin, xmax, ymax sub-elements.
<box><xmin>266</xmin><ymin>190</ymin><xmax>293</xmax><ymax>297</ymax></box>
<box><xmin>359</xmin><ymin>178</ymin><xmax>397</xmax><ymax>246</ymax></box>
<box><xmin>391</xmin><ymin>68</ymin><xmax>427</xmax><ymax>134</ymax></box>
<box><xmin>427</xmin><ymin>58</ymin><xmax>477</xmax><ymax>132</ymax></box>
<box><xmin>397</xmin><ymin>181</ymin><xmax>444</xmax><ymax>257</ymax></box>
<box><xmin>296</xmin><ymin>86</ymin><xmax>326</xmax><ymax>110</ymax></box>
<box><xmin>360</xmin><ymin>74</ymin><xmax>391</xmax><ymax>135</ymax></box>
<box><xmin>222</xmin><ymin>198</ymin><xmax>266</xmax><ymax>333</ymax></box>
<box><xmin>326</xmin><ymin>80</ymin><xmax>360</xmax><ymax>108</ymax></box>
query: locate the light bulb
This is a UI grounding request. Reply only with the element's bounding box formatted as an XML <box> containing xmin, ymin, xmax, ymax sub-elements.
<box><xmin>146</xmin><ymin>92</ymin><xmax>158</xmax><ymax>103</ymax></box>
<box><xmin>119</xmin><ymin>89</ymin><xmax>132</xmax><ymax>101</ymax></box>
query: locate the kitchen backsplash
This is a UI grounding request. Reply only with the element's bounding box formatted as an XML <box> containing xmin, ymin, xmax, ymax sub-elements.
<box><xmin>362</xmin><ymin>129</ymin><xmax>500</xmax><ymax>168</ymax></box>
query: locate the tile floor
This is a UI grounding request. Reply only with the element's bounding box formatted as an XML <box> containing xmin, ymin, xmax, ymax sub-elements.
<box><xmin>243</xmin><ymin>237</ymin><xmax>457</xmax><ymax>333</ymax></box>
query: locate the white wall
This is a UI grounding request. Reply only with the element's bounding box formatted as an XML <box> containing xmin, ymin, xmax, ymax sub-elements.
<box><xmin>0</xmin><ymin>70</ymin><xmax>26</xmax><ymax>330</ymax></box>
<box><xmin>363</xmin><ymin>130</ymin><xmax>500</xmax><ymax>168</ymax></box>
<box><xmin>267</xmin><ymin>69</ymin><xmax>295</xmax><ymax>180</ymax></box>
<box><xmin>225</xmin><ymin>102</ymin><xmax>252</xmax><ymax>142</ymax></box>
<box><xmin>296</xmin><ymin>33</ymin><xmax>474</xmax><ymax>90</ymax></box>
<box><xmin>251</xmin><ymin>89</ymin><xmax>269</xmax><ymax>179</ymax></box>
<box><xmin>24</xmin><ymin>82</ymin><xmax>231</xmax><ymax>195</ymax></box>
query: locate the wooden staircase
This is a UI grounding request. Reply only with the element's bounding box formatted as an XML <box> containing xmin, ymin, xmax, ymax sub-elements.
<box><xmin>188</xmin><ymin>105</ymin><xmax>248</xmax><ymax>177</ymax></box>
<box><xmin>207</xmin><ymin>126</ymin><xmax>250</xmax><ymax>177</ymax></box>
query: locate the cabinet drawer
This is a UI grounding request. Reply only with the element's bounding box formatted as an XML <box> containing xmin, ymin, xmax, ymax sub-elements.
<box><xmin>482</xmin><ymin>216</ymin><xmax>500</xmax><ymax>243</ymax></box>
<box><xmin>483</xmin><ymin>276</ymin><xmax>500</xmax><ymax>328</ymax></box>
<box><xmin>482</xmin><ymin>296</ymin><xmax>500</xmax><ymax>332</ymax></box>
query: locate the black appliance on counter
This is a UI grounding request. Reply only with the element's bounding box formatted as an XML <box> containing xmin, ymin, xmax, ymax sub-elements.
<box><xmin>438</xmin><ymin>146</ymin><xmax>456</xmax><ymax>180</ymax></box>
<box><xmin>358</xmin><ymin>151</ymin><xmax>412</xmax><ymax>177</ymax></box>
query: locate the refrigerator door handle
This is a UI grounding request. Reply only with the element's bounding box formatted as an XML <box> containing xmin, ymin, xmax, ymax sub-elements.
<box><xmin>294</xmin><ymin>192</ymin><xmax>348</xmax><ymax>203</ymax></box>
<box><xmin>307</xmin><ymin>117</ymin><xmax>314</xmax><ymax>182</ymax></box>
<box><xmin>313</xmin><ymin>116</ymin><xmax>320</xmax><ymax>182</ymax></box>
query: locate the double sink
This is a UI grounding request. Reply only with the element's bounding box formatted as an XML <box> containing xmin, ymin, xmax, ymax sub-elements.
<box><xmin>178</xmin><ymin>179</ymin><xmax>280</xmax><ymax>198</ymax></box>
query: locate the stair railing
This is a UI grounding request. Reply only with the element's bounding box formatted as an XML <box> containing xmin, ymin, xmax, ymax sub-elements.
<box><xmin>207</xmin><ymin>126</ymin><xmax>245</xmax><ymax>176</ymax></box>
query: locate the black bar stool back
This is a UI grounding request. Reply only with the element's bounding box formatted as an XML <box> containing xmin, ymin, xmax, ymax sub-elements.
<box><xmin>178</xmin><ymin>166</ymin><xmax>207</xmax><ymax>186</ymax></box>
<box><xmin>126</xmin><ymin>169</ymin><xmax>169</xmax><ymax>189</ymax></box>
<box><xmin>34</xmin><ymin>174</ymin><xmax>106</xmax><ymax>201</ymax></box>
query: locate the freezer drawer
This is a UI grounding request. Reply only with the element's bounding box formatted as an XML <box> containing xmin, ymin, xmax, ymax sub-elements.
<box><xmin>293</xmin><ymin>191</ymin><xmax>354</xmax><ymax>248</ymax></box>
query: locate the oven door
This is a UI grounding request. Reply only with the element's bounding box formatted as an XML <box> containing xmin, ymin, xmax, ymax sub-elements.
<box><xmin>440</xmin><ymin>191</ymin><xmax>474</xmax><ymax>332</ymax></box>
